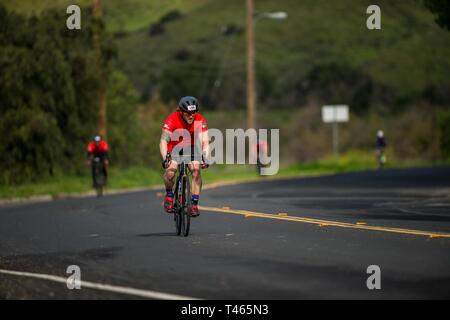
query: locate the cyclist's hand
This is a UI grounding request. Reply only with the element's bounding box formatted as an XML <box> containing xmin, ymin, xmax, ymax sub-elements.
<box><xmin>162</xmin><ymin>154</ymin><xmax>172</xmax><ymax>169</ymax></box>
<box><xmin>201</xmin><ymin>156</ymin><xmax>210</xmax><ymax>169</ymax></box>
<box><xmin>86</xmin><ymin>160</ymin><xmax>91</xmax><ymax>166</ymax></box>
<box><xmin>104</xmin><ymin>159</ymin><xmax>109</xmax><ymax>166</ymax></box>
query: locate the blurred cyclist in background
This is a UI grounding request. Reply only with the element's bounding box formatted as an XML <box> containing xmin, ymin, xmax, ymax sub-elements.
<box><xmin>251</xmin><ymin>138</ymin><xmax>269</xmax><ymax>175</ymax></box>
<box><xmin>87</xmin><ymin>135</ymin><xmax>109</xmax><ymax>186</ymax></box>
<box><xmin>376</xmin><ymin>130</ymin><xmax>387</xmax><ymax>169</ymax></box>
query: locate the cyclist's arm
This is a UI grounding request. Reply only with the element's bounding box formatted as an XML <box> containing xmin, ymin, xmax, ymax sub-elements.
<box><xmin>86</xmin><ymin>144</ymin><xmax>93</xmax><ymax>161</ymax></box>
<box><xmin>160</xmin><ymin>129</ymin><xmax>171</xmax><ymax>160</ymax></box>
<box><xmin>102</xmin><ymin>142</ymin><xmax>109</xmax><ymax>159</ymax></box>
<box><xmin>201</xmin><ymin>129</ymin><xmax>210</xmax><ymax>160</ymax></box>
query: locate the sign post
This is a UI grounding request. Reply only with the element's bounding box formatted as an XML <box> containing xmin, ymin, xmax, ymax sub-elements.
<box><xmin>322</xmin><ymin>105</ymin><xmax>349</xmax><ymax>158</ymax></box>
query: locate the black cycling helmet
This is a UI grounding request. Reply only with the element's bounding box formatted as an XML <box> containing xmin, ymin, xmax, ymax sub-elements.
<box><xmin>178</xmin><ymin>96</ymin><xmax>199</xmax><ymax>113</ymax></box>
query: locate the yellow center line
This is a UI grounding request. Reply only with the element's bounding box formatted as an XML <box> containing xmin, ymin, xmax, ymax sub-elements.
<box><xmin>199</xmin><ymin>206</ymin><xmax>450</xmax><ymax>239</ymax></box>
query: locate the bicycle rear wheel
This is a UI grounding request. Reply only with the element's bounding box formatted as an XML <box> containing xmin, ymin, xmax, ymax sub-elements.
<box><xmin>94</xmin><ymin>165</ymin><xmax>104</xmax><ymax>197</ymax></box>
<box><xmin>96</xmin><ymin>185</ymin><xmax>103</xmax><ymax>197</ymax></box>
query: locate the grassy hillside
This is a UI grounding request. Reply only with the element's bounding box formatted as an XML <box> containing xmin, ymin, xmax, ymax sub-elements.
<box><xmin>1</xmin><ymin>0</ymin><xmax>209</xmax><ymax>32</ymax></box>
<box><xmin>1</xmin><ymin>0</ymin><xmax>90</xmax><ymax>15</ymax></box>
<box><xmin>3</xmin><ymin>0</ymin><xmax>450</xmax><ymax>109</ymax></box>
<box><xmin>113</xmin><ymin>0</ymin><xmax>450</xmax><ymax>108</ymax></box>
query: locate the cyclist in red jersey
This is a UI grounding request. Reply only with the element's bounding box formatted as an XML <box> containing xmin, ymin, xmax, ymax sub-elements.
<box><xmin>87</xmin><ymin>135</ymin><xmax>109</xmax><ymax>185</ymax></box>
<box><xmin>159</xmin><ymin>96</ymin><xmax>209</xmax><ymax>217</ymax></box>
<box><xmin>251</xmin><ymin>138</ymin><xmax>269</xmax><ymax>175</ymax></box>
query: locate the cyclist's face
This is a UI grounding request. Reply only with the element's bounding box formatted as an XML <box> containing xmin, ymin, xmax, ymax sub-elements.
<box><xmin>181</xmin><ymin>111</ymin><xmax>196</xmax><ymax>124</ymax></box>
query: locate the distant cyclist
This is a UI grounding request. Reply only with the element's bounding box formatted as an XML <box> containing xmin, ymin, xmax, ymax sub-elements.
<box><xmin>87</xmin><ymin>135</ymin><xmax>109</xmax><ymax>186</ymax></box>
<box><xmin>251</xmin><ymin>138</ymin><xmax>269</xmax><ymax>175</ymax></box>
<box><xmin>376</xmin><ymin>130</ymin><xmax>387</xmax><ymax>169</ymax></box>
<box><xmin>159</xmin><ymin>96</ymin><xmax>209</xmax><ymax>217</ymax></box>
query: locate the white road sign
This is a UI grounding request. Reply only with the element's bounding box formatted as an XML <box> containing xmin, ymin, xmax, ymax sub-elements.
<box><xmin>322</xmin><ymin>105</ymin><xmax>349</xmax><ymax>123</ymax></box>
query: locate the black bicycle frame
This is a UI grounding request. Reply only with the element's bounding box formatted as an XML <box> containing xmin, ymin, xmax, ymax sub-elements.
<box><xmin>92</xmin><ymin>157</ymin><xmax>105</xmax><ymax>197</ymax></box>
<box><xmin>172</xmin><ymin>155</ymin><xmax>192</xmax><ymax>237</ymax></box>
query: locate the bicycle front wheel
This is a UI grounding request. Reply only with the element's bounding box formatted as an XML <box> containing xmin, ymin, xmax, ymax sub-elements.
<box><xmin>181</xmin><ymin>176</ymin><xmax>191</xmax><ymax>237</ymax></box>
<box><xmin>174</xmin><ymin>178</ymin><xmax>182</xmax><ymax>236</ymax></box>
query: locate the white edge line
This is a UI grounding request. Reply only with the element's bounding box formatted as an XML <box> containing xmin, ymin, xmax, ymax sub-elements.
<box><xmin>0</xmin><ymin>269</ymin><xmax>201</xmax><ymax>300</ymax></box>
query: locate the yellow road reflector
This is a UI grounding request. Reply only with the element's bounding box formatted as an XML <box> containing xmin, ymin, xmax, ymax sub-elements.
<box><xmin>356</xmin><ymin>222</ymin><xmax>367</xmax><ymax>225</ymax></box>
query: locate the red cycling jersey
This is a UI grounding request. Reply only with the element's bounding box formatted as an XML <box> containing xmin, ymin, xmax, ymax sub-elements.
<box><xmin>88</xmin><ymin>141</ymin><xmax>109</xmax><ymax>156</ymax></box>
<box><xmin>162</xmin><ymin>111</ymin><xmax>208</xmax><ymax>153</ymax></box>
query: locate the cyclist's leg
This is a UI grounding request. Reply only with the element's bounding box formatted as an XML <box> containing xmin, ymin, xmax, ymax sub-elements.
<box><xmin>189</xmin><ymin>144</ymin><xmax>203</xmax><ymax>195</ymax></box>
<box><xmin>165</xmin><ymin>145</ymin><xmax>179</xmax><ymax>190</ymax></box>
<box><xmin>91</xmin><ymin>163</ymin><xmax>96</xmax><ymax>187</ymax></box>
<box><xmin>101</xmin><ymin>155</ymin><xmax>108</xmax><ymax>183</ymax></box>
<box><xmin>164</xmin><ymin>160</ymin><xmax>178</xmax><ymax>189</ymax></box>
<box><xmin>163</xmin><ymin>160</ymin><xmax>178</xmax><ymax>213</ymax></box>
<box><xmin>188</xmin><ymin>161</ymin><xmax>202</xmax><ymax>194</ymax></box>
<box><xmin>188</xmin><ymin>161</ymin><xmax>201</xmax><ymax>217</ymax></box>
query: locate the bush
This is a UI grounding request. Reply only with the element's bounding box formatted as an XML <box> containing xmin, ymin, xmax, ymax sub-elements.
<box><xmin>135</xmin><ymin>94</ymin><xmax>172</xmax><ymax>168</ymax></box>
<box><xmin>148</xmin><ymin>10</ymin><xmax>183</xmax><ymax>37</ymax></box>
<box><xmin>280</xmin><ymin>105</ymin><xmax>442</xmax><ymax>164</ymax></box>
<box><xmin>304</xmin><ymin>63</ymin><xmax>374</xmax><ymax>114</ymax></box>
<box><xmin>0</xmin><ymin>109</ymin><xmax>64</xmax><ymax>184</ymax></box>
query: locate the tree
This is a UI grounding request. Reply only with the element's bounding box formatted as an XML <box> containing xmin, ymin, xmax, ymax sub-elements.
<box><xmin>0</xmin><ymin>4</ymin><xmax>116</xmax><ymax>184</ymax></box>
<box><xmin>424</xmin><ymin>0</ymin><xmax>450</xmax><ymax>30</ymax></box>
<box><xmin>106</xmin><ymin>70</ymin><xmax>140</xmax><ymax>167</ymax></box>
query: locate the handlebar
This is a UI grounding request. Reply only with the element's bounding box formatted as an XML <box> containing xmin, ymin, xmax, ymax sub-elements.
<box><xmin>163</xmin><ymin>153</ymin><xmax>209</xmax><ymax>168</ymax></box>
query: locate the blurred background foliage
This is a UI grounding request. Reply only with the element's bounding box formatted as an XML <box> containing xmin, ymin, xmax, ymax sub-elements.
<box><xmin>0</xmin><ymin>0</ymin><xmax>450</xmax><ymax>188</ymax></box>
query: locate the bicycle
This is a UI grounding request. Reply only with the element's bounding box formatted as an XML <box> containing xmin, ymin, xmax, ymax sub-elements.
<box><xmin>92</xmin><ymin>157</ymin><xmax>106</xmax><ymax>197</ymax></box>
<box><xmin>165</xmin><ymin>153</ymin><xmax>208</xmax><ymax>237</ymax></box>
<box><xmin>169</xmin><ymin>154</ymin><xmax>193</xmax><ymax>237</ymax></box>
<box><xmin>376</xmin><ymin>148</ymin><xmax>386</xmax><ymax>170</ymax></box>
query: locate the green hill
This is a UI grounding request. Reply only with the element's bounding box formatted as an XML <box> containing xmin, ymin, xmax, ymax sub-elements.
<box><xmin>4</xmin><ymin>0</ymin><xmax>450</xmax><ymax>110</ymax></box>
<box><xmin>1</xmin><ymin>0</ymin><xmax>209</xmax><ymax>32</ymax></box>
<box><xmin>113</xmin><ymin>0</ymin><xmax>450</xmax><ymax>110</ymax></box>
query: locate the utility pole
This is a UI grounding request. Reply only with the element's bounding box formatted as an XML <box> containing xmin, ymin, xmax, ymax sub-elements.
<box><xmin>322</xmin><ymin>105</ymin><xmax>350</xmax><ymax>162</ymax></box>
<box><xmin>246</xmin><ymin>0</ymin><xmax>256</xmax><ymax>130</ymax></box>
<box><xmin>93</xmin><ymin>0</ymin><xmax>107</xmax><ymax>139</ymax></box>
<box><xmin>333</xmin><ymin>120</ymin><xmax>339</xmax><ymax>158</ymax></box>
<box><xmin>246</xmin><ymin>3</ymin><xmax>287</xmax><ymax>130</ymax></box>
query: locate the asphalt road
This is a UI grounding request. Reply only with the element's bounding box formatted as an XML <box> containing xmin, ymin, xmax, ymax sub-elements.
<box><xmin>1</xmin><ymin>167</ymin><xmax>449</xmax><ymax>300</ymax></box>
